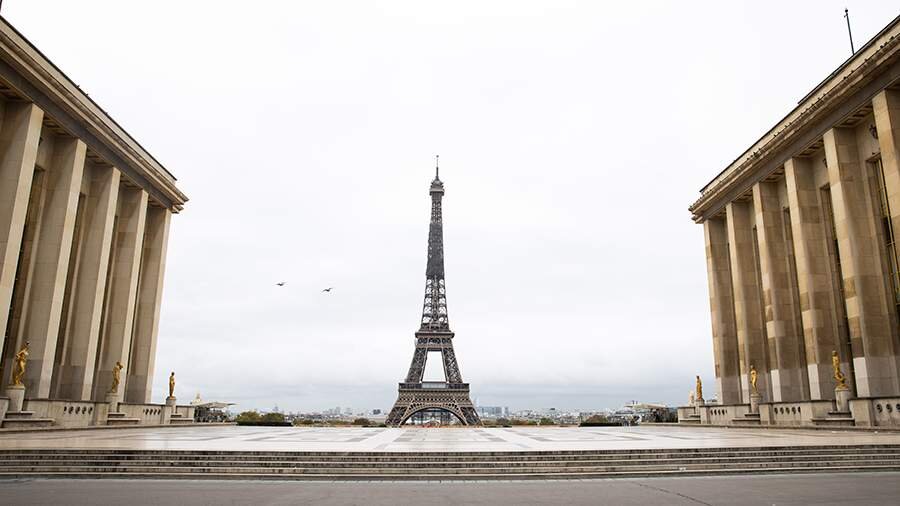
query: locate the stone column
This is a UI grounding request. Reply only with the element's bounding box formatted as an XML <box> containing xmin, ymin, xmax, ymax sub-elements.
<box><xmin>125</xmin><ymin>206</ymin><xmax>171</xmax><ymax>403</ymax></box>
<box><xmin>20</xmin><ymin>137</ymin><xmax>86</xmax><ymax>397</ymax></box>
<box><xmin>873</xmin><ymin>89</ymin><xmax>900</xmax><ymax>248</ymax></box>
<box><xmin>55</xmin><ymin>165</ymin><xmax>120</xmax><ymax>400</ymax></box>
<box><xmin>726</xmin><ymin>201</ymin><xmax>769</xmax><ymax>402</ymax></box>
<box><xmin>704</xmin><ymin>217</ymin><xmax>742</xmax><ymax>404</ymax></box>
<box><xmin>0</xmin><ymin>102</ymin><xmax>43</xmax><ymax>363</ymax></box>
<box><xmin>784</xmin><ymin>157</ymin><xmax>844</xmax><ymax>400</ymax></box>
<box><xmin>93</xmin><ymin>188</ymin><xmax>147</xmax><ymax>400</ymax></box>
<box><xmin>753</xmin><ymin>181</ymin><xmax>807</xmax><ymax>401</ymax></box>
<box><xmin>824</xmin><ymin>127</ymin><xmax>900</xmax><ymax>396</ymax></box>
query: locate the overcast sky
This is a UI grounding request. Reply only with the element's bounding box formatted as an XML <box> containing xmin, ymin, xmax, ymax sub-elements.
<box><xmin>5</xmin><ymin>1</ymin><xmax>899</xmax><ymax>412</ymax></box>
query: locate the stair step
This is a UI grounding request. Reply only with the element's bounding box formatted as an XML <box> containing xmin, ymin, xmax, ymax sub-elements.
<box><xmin>3</xmin><ymin>444</ymin><xmax>900</xmax><ymax>480</ymax></box>
<box><xmin>3</xmin><ymin>459</ymin><xmax>899</xmax><ymax>472</ymax></box>
<box><xmin>1</xmin><ymin>463</ymin><xmax>899</xmax><ymax>481</ymax></box>
<box><xmin>2</xmin><ymin>452</ymin><xmax>898</xmax><ymax>467</ymax></box>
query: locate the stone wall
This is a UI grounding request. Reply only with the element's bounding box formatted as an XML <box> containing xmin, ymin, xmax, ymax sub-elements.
<box><xmin>851</xmin><ymin>397</ymin><xmax>900</xmax><ymax>427</ymax></box>
<box><xmin>0</xmin><ymin>397</ymin><xmax>194</xmax><ymax>429</ymax></box>
<box><xmin>24</xmin><ymin>399</ymin><xmax>104</xmax><ymax>428</ymax></box>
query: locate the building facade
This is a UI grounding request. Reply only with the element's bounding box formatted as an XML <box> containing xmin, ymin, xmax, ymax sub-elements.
<box><xmin>683</xmin><ymin>15</ymin><xmax>900</xmax><ymax>428</ymax></box>
<box><xmin>0</xmin><ymin>18</ymin><xmax>188</xmax><ymax>427</ymax></box>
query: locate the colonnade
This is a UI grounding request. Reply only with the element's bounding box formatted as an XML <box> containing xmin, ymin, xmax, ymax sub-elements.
<box><xmin>0</xmin><ymin>97</ymin><xmax>171</xmax><ymax>404</ymax></box>
<box><xmin>704</xmin><ymin>89</ymin><xmax>900</xmax><ymax>406</ymax></box>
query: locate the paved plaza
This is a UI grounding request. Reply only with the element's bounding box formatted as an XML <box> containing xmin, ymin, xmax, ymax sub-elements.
<box><xmin>2</xmin><ymin>473</ymin><xmax>899</xmax><ymax>505</ymax></box>
<box><xmin>2</xmin><ymin>425</ymin><xmax>900</xmax><ymax>452</ymax></box>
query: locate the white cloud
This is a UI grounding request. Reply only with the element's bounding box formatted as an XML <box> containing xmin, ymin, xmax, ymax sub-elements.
<box><xmin>5</xmin><ymin>0</ymin><xmax>897</xmax><ymax>411</ymax></box>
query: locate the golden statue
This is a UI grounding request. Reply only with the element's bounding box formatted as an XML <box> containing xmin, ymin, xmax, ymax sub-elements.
<box><xmin>832</xmin><ymin>350</ymin><xmax>848</xmax><ymax>389</ymax></box>
<box><xmin>168</xmin><ymin>371</ymin><xmax>176</xmax><ymax>398</ymax></box>
<box><xmin>750</xmin><ymin>364</ymin><xmax>759</xmax><ymax>395</ymax></box>
<box><xmin>109</xmin><ymin>361</ymin><xmax>124</xmax><ymax>393</ymax></box>
<box><xmin>695</xmin><ymin>375</ymin><xmax>703</xmax><ymax>400</ymax></box>
<box><xmin>11</xmin><ymin>341</ymin><xmax>29</xmax><ymax>386</ymax></box>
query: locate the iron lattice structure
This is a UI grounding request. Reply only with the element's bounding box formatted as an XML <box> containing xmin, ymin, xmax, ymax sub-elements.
<box><xmin>386</xmin><ymin>168</ymin><xmax>481</xmax><ymax>426</ymax></box>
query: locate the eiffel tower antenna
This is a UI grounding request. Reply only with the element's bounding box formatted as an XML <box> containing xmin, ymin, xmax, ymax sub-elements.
<box><xmin>435</xmin><ymin>154</ymin><xmax>439</xmax><ymax>179</ymax></box>
<box><xmin>386</xmin><ymin>161</ymin><xmax>481</xmax><ymax>427</ymax></box>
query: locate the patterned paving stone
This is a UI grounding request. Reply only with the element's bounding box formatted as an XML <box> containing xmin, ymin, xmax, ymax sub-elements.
<box><xmin>2</xmin><ymin>425</ymin><xmax>900</xmax><ymax>452</ymax></box>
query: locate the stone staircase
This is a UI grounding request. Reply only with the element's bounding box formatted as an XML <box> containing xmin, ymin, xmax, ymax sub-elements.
<box><xmin>812</xmin><ymin>411</ymin><xmax>856</xmax><ymax>427</ymax></box>
<box><xmin>731</xmin><ymin>413</ymin><xmax>761</xmax><ymax>425</ymax></box>
<box><xmin>106</xmin><ymin>412</ymin><xmax>141</xmax><ymax>426</ymax></box>
<box><xmin>0</xmin><ymin>412</ymin><xmax>54</xmax><ymax>429</ymax></box>
<box><xmin>1</xmin><ymin>445</ymin><xmax>900</xmax><ymax>480</ymax></box>
<box><xmin>168</xmin><ymin>412</ymin><xmax>193</xmax><ymax>425</ymax></box>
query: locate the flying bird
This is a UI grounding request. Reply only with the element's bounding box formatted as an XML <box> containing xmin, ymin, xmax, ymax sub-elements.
<box><xmin>322</xmin><ymin>287</ymin><xmax>333</xmax><ymax>293</ymax></box>
<box><xmin>276</xmin><ymin>282</ymin><xmax>286</xmax><ymax>287</ymax></box>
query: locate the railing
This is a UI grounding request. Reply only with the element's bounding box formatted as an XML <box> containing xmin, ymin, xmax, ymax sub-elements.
<box><xmin>399</xmin><ymin>382</ymin><xmax>469</xmax><ymax>390</ymax></box>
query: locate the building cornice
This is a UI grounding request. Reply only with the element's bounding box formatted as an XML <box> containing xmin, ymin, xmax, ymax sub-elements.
<box><xmin>0</xmin><ymin>17</ymin><xmax>187</xmax><ymax>212</ymax></box>
<box><xmin>689</xmin><ymin>15</ymin><xmax>900</xmax><ymax>223</ymax></box>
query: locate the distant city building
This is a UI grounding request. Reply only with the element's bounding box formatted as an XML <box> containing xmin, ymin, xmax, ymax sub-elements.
<box><xmin>476</xmin><ymin>406</ymin><xmax>508</xmax><ymax>418</ymax></box>
<box><xmin>190</xmin><ymin>393</ymin><xmax>234</xmax><ymax>423</ymax></box>
<box><xmin>685</xmin><ymin>14</ymin><xmax>900</xmax><ymax>428</ymax></box>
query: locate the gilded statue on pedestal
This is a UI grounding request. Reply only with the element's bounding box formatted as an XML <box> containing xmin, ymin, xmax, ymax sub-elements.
<box><xmin>695</xmin><ymin>375</ymin><xmax>703</xmax><ymax>400</ymax></box>
<box><xmin>832</xmin><ymin>350</ymin><xmax>848</xmax><ymax>389</ymax></box>
<box><xmin>11</xmin><ymin>341</ymin><xmax>29</xmax><ymax>386</ymax></box>
<box><xmin>109</xmin><ymin>361</ymin><xmax>124</xmax><ymax>393</ymax></box>
<box><xmin>168</xmin><ymin>371</ymin><xmax>176</xmax><ymax>398</ymax></box>
<box><xmin>750</xmin><ymin>364</ymin><xmax>759</xmax><ymax>395</ymax></box>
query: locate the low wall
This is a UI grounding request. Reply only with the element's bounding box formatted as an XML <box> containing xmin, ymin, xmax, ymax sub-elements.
<box><xmin>1</xmin><ymin>398</ymin><xmax>194</xmax><ymax>429</ymax></box>
<box><xmin>759</xmin><ymin>400</ymin><xmax>832</xmax><ymax>426</ymax></box>
<box><xmin>676</xmin><ymin>406</ymin><xmax>696</xmax><ymax>420</ymax></box>
<box><xmin>679</xmin><ymin>400</ymin><xmax>834</xmax><ymax>427</ymax></box>
<box><xmin>23</xmin><ymin>399</ymin><xmax>105</xmax><ymax>427</ymax></box>
<box><xmin>851</xmin><ymin>397</ymin><xmax>900</xmax><ymax>427</ymax></box>
<box><xmin>119</xmin><ymin>402</ymin><xmax>166</xmax><ymax>424</ymax></box>
<box><xmin>175</xmin><ymin>405</ymin><xmax>195</xmax><ymax>419</ymax></box>
<box><xmin>704</xmin><ymin>404</ymin><xmax>751</xmax><ymax>424</ymax></box>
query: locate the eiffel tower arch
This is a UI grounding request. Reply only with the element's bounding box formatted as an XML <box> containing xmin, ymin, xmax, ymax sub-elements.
<box><xmin>386</xmin><ymin>160</ymin><xmax>481</xmax><ymax>427</ymax></box>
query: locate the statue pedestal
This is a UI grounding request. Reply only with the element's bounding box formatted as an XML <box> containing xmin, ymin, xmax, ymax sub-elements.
<box><xmin>161</xmin><ymin>396</ymin><xmax>176</xmax><ymax>424</ymax></box>
<box><xmin>105</xmin><ymin>391</ymin><xmax>120</xmax><ymax>413</ymax></box>
<box><xmin>5</xmin><ymin>385</ymin><xmax>25</xmax><ymax>412</ymax></box>
<box><xmin>749</xmin><ymin>393</ymin><xmax>762</xmax><ymax>414</ymax></box>
<box><xmin>835</xmin><ymin>386</ymin><xmax>851</xmax><ymax>412</ymax></box>
<box><xmin>1</xmin><ymin>385</ymin><xmax>53</xmax><ymax>428</ymax></box>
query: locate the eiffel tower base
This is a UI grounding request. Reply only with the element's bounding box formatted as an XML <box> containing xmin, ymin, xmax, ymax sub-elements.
<box><xmin>386</xmin><ymin>383</ymin><xmax>481</xmax><ymax>426</ymax></box>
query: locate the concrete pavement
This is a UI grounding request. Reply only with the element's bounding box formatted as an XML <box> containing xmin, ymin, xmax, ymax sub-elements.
<box><xmin>3</xmin><ymin>472</ymin><xmax>899</xmax><ymax>505</ymax></box>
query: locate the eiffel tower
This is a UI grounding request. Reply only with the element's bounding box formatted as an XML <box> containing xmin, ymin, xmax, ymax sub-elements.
<box><xmin>385</xmin><ymin>160</ymin><xmax>481</xmax><ymax>426</ymax></box>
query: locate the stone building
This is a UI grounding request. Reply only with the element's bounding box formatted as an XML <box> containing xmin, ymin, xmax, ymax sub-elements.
<box><xmin>0</xmin><ymin>18</ymin><xmax>190</xmax><ymax>427</ymax></box>
<box><xmin>683</xmin><ymin>14</ymin><xmax>900</xmax><ymax>428</ymax></box>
